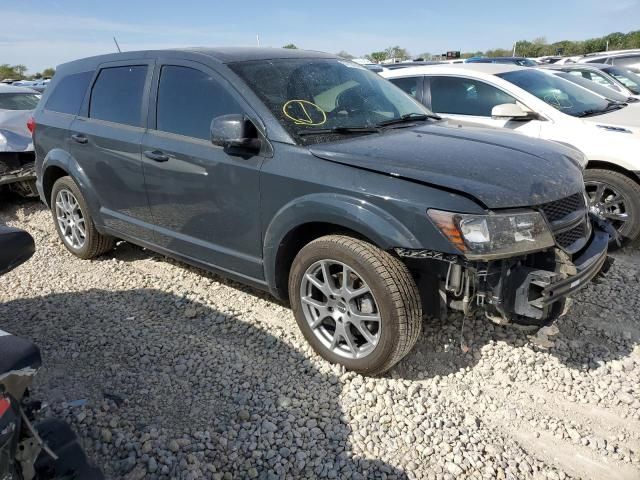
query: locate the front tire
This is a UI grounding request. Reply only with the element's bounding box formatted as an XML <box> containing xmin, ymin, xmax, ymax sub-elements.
<box><xmin>584</xmin><ymin>169</ymin><xmax>640</xmax><ymax>249</ymax></box>
<box><xmin>289</xmin><ymin>235</ymin><xmax>422</xmax><ymax>375</ymax></box>
<box><xmin>51</xmin><ymin>176</ymin><xmax>115</xmax><ymax>259</ymax></box>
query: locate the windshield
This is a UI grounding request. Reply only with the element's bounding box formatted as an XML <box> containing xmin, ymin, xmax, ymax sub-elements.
<box><xmin>552</xmin><ymin>71</ymin><xmax>633</xmax><ymax>103</ymax></box>
<box><xmin>602</xmin><ymin>66</ymin><xmax>640</xmax><ymax>94</ymax></box>
<box><xmin>229</xmin><ymin>58</ymin><xmax>432</xmax><ymax>144</ymax></box>
<box><xmin>498</xmin><ymin>69</ymin><xmax>615</xmax><ymax>117</ymax></box>
<box><xmin>0</xmin><ymin>92</ymin><xmax>40</xmax><ymax>110</ymax></box>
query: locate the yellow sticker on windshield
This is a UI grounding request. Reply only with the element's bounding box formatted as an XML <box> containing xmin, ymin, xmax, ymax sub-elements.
<box><xmin>283</xmin><ymin>100</ymin><xmax>327</xmax><ymax>126</ymax></box>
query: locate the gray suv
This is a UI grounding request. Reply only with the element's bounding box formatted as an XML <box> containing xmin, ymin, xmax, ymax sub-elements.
<box><xmin>33</xmin><ymin>48</ymin><xmax>609</xmax><ymax>374</ymax></box>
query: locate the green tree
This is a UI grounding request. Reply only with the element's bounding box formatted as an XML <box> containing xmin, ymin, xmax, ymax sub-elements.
<box><xmin>366</xmin><ymin>51</ymin><xmax>388</xmax><ymax>63</ymax></box>
<box><xmin>282</xmin><ymin>43</ymin><xmax>298</xmax><ymax>49</ymax></box>
<box><xmin>336</xmin><ymin>50</ymin><xmax>354</xmax><ymax>59</ymax></box>
<box><xmin>416</xmin><ymin>52</ymin><xmax>432</xmax><ymax>61</ymax></box>
<box><xmin>384</xmin><ymin>46</ymin><xmax>409</xmax><ymax>61</ymax></box>
<box><xmin>42</xmin><ymin>67</ymin><xmax>56</xmax><ymax>78</ymax></box>
<box><xmin>13</xmin><ymin>65</ymin><xmax>27</xmax><ymax>78</ymax></box>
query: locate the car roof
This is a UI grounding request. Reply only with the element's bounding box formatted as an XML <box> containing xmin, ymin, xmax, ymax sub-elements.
<box><xmin>56</xmin><ymin>47</ymin><xmax>337</xmax><ymax>73</ymax></box>
<box><xmin>0</xmin><ymin>84</ymin><xmax>40</xmax><ymax>94</ymax></box>
<box><xmin>381</xmin><ymin>63</ymin><xmax>527</xmax><ymax>77</ymax></box>
<box><xmin>540</xmin><ymin>63</ymin><xmax>610</xmax><ymax>71</ymax></box>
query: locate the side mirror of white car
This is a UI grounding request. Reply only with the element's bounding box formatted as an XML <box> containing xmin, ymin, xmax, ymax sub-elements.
<box><xmin>491</xmin><ymin>103</ymin><xmax>532</xmax><ymax>119</ymax></box>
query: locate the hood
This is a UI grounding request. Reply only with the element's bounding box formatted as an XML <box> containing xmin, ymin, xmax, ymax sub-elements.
<box><xmin>0</xmin><ymin>109</ymin><xmax>33</xmax><ymax>152</ymax></box>
<box><xmin>309</xmin><ymin>123</ymin><xmax>585</xmax><ymax>209</ymax></box>
<box><xmin>581</xmin><ymin>104</ymin><xmax>640</xmax><ymax>133</ymax></box>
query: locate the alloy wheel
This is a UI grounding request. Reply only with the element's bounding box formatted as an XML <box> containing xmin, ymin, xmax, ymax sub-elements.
<box><xmin>585</xmin><ymin>180</ymin><xmax>629</xmax><ymax>231</ymax></box>
<box><xmin>300</xmin><ymin>259</ymin><xmax>381</xmax><ymax>359</ymax></box>
<box><xmin>55</xmin><ymin>189</ymin><xmax>86</xmax><ymax>249</ymax></box>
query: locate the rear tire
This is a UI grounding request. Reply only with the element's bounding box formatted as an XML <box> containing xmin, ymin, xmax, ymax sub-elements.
<box><xmin>584</xmin><ymin>168</ymin><xmax>640</xmax><ymax>249</ymax></box>
<box><xmin>289</xmin><ymin>235</ymin><xmax>422</xmax><ymax>375</ymax></box>
<box><xmin>50</xmin><ymin>176</ymin><xmax>115</xmax><ymax>259</ymax></box>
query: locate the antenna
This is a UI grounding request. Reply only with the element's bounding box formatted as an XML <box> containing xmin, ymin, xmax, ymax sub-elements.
<box><xmin>113</xmin><ymin>36</ymin><xmax>122</xmax><ymax>53</ymax></box>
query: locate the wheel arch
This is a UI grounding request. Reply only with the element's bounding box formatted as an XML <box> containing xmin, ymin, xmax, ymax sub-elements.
<box><xmin>263</xmin><ymin>193</ymin><xmax>422</xmax><ymax>300</ymax></box>
<box><xmin>41</xmin><ymin>150</ymin><xmax>102</xmax><ymax>225</ymax></box>
<box><xmin>586</xmin><ymin>160</ymin><xmax>640</xmax><ymax>185</ymax></box>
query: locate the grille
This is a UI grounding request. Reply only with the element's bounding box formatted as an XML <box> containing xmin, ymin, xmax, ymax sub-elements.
<box><xmin>538</xmin><ymin>193</ymin><xmax>584</xmax><ymax>223</ymax></box>
<box><xmin>555</xmin><ymin>223</ymin><xmax>586</xmax><ymax>249</ymax></box>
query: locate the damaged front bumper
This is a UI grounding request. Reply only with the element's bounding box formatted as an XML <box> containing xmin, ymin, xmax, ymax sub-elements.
<box><xmin>398</xmin><ymin>222</ymin><xmax>610</xmax><ymax>328</ymax></box>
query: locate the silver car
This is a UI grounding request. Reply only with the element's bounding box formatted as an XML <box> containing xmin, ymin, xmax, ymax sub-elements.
<box><xmin>0</xmin><ymin>85</ymin><xmax>40</xmax><ymax>197</ymax></box>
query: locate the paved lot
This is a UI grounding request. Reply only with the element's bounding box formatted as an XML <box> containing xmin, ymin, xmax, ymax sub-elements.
<box><xmin>1</xmin><ymin>196</ymin><xmax>639</xmax><ymax>480</ymax></box>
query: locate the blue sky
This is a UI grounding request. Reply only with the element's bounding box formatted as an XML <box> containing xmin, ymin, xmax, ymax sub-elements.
<box><xmin>2</xmin><ymin>0</ymin><xmax>639</xmax><ymax>73</ymax></box>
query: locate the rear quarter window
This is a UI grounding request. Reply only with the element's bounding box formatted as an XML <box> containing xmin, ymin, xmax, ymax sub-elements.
<box><xmin>45</xmin><ymin>71</ymin><xmax>93</xmax><ymax>115</ymax></box>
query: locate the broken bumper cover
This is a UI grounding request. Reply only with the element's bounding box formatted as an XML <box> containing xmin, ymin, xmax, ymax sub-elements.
<box><xmin>529</xmin><ymin>228</ymin><xmax>608</xmax><ymax>309</ymax></box>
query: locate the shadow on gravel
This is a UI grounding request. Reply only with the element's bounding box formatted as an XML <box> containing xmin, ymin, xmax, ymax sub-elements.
<box><xmin>392</xmin><ymin>302</ymin><xmax>639</xmax><ymax>381</ymax></box>
<box><xmin>0</xmin><ymin>192</ymin><xmax>40</xmax><ymax>222</ymax></box>
<box><xmin>0</xmin><ymin>288</ymin><xmax>408</xmax><ymax>479</ymax></box>
<box><xmin>95</xmin><ymin>240</ymin><xmax>640</xmax><ymax>386</ymax></box>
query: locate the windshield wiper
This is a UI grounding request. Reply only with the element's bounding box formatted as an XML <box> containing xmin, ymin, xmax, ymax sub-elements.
<box><xmin>577</xmin><ymin>101</ymin><xmax>625</xmax><ymax>117</ymax></box>
<box><xmin>297</xmin><ymin>126</ymin><xmax>380</xmax><ymax>136</ymax></box>
<box><xmin>376</xmin><ymin>112</ymin><xmax>441</xmax><ymax>127</ymax></box>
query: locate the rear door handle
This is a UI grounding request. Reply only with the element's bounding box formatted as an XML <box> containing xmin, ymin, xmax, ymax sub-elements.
<box><xmin>71</xmin><ymin>134</ymin><xmax>88</xmax><ymax>144</ymax></box>
<box><xmin>143</xmin><ymin>150</ymin><xmax>170</xmax><ymax>162</ymax></box>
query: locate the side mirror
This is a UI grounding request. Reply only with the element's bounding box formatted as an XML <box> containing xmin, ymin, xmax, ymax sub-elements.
<box><xmin>211</xmin><ymin>114</ymin><xmax>261</xmax><ymax>154</ymax></box>
<box><xmin>491</xmin><ymin>103</ymin><xmax>536</xmax><ymax>120</ymax></box>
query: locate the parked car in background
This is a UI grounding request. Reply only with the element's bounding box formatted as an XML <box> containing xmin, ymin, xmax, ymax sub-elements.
<box><xmin>540</xmin><ymin>63</ymin><xmax>640</xmax><ymax>99</ymax></box>
<box><xmin>383</xmin><ymin>61</ymin><xmax>444</xmax><ymax>70</ymax></box>
<box><xmin>578</xmin><ymin>50</ymin><xmax>640</xmax><ymax>73</ymax></box>
<box><xmin>466</xmin><ymin>56</ymin><xmax>538</xmax><ymax>67</ymax></box>
<box><xmin>382</xmin><ymin>63</ymin><xmax>640</xmax><ymax>245</ymax></box>
<box><xmin>544</xmin><ymin>69</ymin><xmax>639</xmax><ymax>104</ymax></box>
<box><xmin>33</xmin><ymin>48</ymin><xmax>609</xmax><ymax>374</ymax></box>
<box><xmin>0</xmin><ymin>85</ymin><xmax>40</xmax><ymax>197</ymax></box>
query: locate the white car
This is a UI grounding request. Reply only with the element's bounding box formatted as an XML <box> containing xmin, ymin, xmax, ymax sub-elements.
<box><xmin>381</xmin><ymin>64</ymin><xmax>640</xmax><ymax>245</ymax></box>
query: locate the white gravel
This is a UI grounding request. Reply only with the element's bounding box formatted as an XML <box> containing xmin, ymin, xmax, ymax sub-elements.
<box><xmin>1</xmin><ymin>197</ymin><xmax>639</xmax><ymax>480</ymax></box>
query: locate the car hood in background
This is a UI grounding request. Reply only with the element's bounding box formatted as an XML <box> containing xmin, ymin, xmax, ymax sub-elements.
<box><xmin>581</xmin><ymin>105</ymin><xmax>640</xmax><ymax>132</ymax></box>
<box><xmin>0</xmin><ymin>109</ymin><xmax>33</xmax><ymax>152</ymax></box>
<box><xmin>309</xmin><ymin>123</ymin><xmax>585</xmax><ymax>209</ymax></box>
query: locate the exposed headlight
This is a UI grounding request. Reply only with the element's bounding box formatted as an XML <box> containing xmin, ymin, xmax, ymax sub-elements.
<box><xmin>428</xmin><ymin>209</ymin><xmax>555</xmax><ymax>260</ymax></box>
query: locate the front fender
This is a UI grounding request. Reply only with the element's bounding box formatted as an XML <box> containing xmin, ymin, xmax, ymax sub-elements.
<box><xmin>40</xmin><ymin>149</ymin><xmax>104</xmax><ymax>226</ymax></box>
<box><xmin>263</xmin><ymin>193</ymin><xmax>423</xmax><ymax>296</ymax></box>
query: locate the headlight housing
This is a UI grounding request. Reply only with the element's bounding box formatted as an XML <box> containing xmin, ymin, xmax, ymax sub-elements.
<box><xmin>428</xmin><ymin>209</ymin><xmax>555</xmax><ymax>260</ymax></box>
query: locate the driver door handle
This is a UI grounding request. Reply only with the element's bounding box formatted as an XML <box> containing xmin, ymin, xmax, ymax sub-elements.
<box><xmin>144</xmin><ymin>150</ymin><xmax>170</xmax><ymax>162</ymax></box>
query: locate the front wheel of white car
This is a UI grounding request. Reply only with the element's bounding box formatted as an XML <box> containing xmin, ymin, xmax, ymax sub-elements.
<box><xmin>584</xmin><ymin>169</ymin><xmax>640</xmax><ymax>249</ymax></box>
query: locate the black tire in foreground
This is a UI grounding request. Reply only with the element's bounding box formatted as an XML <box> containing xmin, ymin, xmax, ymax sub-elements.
<box><xmin>289</xmin><ymin>235</ymin><xmax>422</xmax><ymax>375</ymax></box>
<box><xmin>50</xmin><ymin>176</ymin><xmax>115</xmax><ymax>259</ymax></box>
<box><xmin>584</xmin><ymin>168</ymin><xmax>640</xmax><ymax>249</ymax></box>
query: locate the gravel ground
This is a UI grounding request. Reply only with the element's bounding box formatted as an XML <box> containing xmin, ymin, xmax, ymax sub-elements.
<box><xmin>1</xmin><ymin>196</ymin><xmax>639</xmax><ymax>480</ymax></box>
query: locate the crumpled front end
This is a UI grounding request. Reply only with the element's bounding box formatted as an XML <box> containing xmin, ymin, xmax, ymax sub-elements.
<box><xmin>399</xmin><ymin>192</ymin><xmax>611</xmax><ymax>328</ymax></box>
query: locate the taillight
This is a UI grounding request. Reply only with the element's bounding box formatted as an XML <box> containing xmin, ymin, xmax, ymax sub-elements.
<box><xmin>0</xmin><ymin>396</ymin><xmax>10</xmax><ymax>417</ymax></box>
<box><xmin>27</xmin><ymin>116</ymin><xmax>36</xmax><ymax>135</ymax></box>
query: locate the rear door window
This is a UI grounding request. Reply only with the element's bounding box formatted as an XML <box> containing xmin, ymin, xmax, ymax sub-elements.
<box><xmin>45</xmin><ymin>71</ymin><xmax>93</xmax><ymax>115</ymax></box>
<box><xmin>389</xmin><ymin>77</ymin><xmax>420</xmax><ymax>97</ymax></box>
<box><xmin>89</xmin><ymin>66</ymin><xmax>148</xmax><ymax>127</ymax></box>
<box><xmin>155</xmin><ymin>65</ymin><xmax>243</xmax><ymax>140</ymax></box>
<box><xmin>429</xmin><ymin>76</ymin><xmax>516</xmax><ymax>116</ymax></box>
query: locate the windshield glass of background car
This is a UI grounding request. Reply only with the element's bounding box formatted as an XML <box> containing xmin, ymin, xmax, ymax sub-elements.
<box><xmin>0</xmin><ymin>93</ymin><xmax>40</xmax><ymax>110</ymax></box>
<box><xmin>498</xmin><ymin>69</ymin><xmax>610</xmax><ymax>117</ymax></box>
<box><xmin>603</xmin><ymin>67</ymin><xmax>640</xmax><ymax>94</ymax></box>
<box><xmin>228</xmin><ymin>58</ymin><xmax>431</xmax><ymax>144</ymax></box>
<box><xmin>554</xmin><ymin>72</ymin><xmax>631</xmax><ymax>102</ymax></box>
